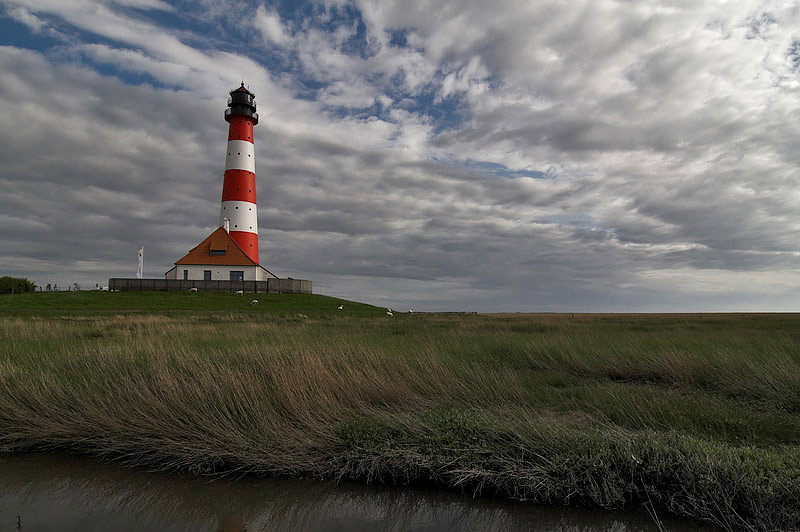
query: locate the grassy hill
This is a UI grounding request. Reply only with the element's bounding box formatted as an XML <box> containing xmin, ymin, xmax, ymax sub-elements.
<box><xmin>0</xmin><ymin>291</ymin><xmax>384</xmax><ymax>318</ymax></box>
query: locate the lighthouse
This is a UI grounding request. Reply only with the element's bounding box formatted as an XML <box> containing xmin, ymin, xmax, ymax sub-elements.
<box><xmin>220</xmin><ymin>84</ymin><xmax>260</xmax><ymax>263</ymax></box>
<box><xmin>165</xmin><ymin>84</ymin><xmax>277</xmax><ymax>283</ymax></box>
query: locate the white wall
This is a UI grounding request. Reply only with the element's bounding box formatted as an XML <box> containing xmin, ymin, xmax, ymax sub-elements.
<box><xmin>165</xmin><ymin>264</ymin><xmax>275</xmax><ymax>281</ymax></box>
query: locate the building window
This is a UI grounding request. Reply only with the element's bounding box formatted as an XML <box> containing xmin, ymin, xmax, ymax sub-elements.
<box><xmin>204</xmin><ymin>270</ymin><xmax>212</xmax><ymax>281</ymax></box>
<box><xmin>230</xmin><ymin>271</ymin><xmax>244</xmax><ymax>281</ymax></box>
<box><xmin>210</xmin><ymin>250</ymin><xmax>226</xmax><ymax>256</ymax></box>
<box><xmin>183</xmin><ymin>270</ymin><xmax>188</xmax><ymax>280</ymax></box>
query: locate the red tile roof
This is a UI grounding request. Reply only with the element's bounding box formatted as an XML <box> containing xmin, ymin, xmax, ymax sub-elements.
<box><xmin>175</xmin><ymin>227</ymin><xmax>258</xmax><ymax>266</ymax></box>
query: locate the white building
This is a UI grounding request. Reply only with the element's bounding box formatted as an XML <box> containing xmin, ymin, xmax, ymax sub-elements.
<box><xmin>165</xmin><ymin>227</ymin><xmax>277</xmax><ymax>281</ymax></box>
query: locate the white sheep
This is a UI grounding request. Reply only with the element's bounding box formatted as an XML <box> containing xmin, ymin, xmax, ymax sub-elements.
<box><xmin>337</xmin><ymin>305</ymin><xmax>344</xmax><ymax>310</ymax></box>
<box><xmin>234</xmin><ymin>290</ymin><xmax>244</xmax><ymax>296</ymax></box>
<box><xmin>386</xmin><ymin>310</ymin><xmax>394</xmax><ymax>318</ymax></box>
<box><xmin>189</xmin><ymin>287</ymin><xmax>198</xmax><ymax>292</ymax></box>
<box><xmin>250</xmin><ymin>299</ymin><xmax>258</xmax><ymax>306</ymax></box>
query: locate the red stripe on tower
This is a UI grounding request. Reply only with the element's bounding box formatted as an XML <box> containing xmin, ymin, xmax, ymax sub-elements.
<box><xmin>220</xmin><ymin>84</ymin><xmax>260</xmax><ymax>264</ymax></box>
<box><xmin>222</xmin><ymin>170</ymin><xmax>256</xmax><ymax>203</ymax></box>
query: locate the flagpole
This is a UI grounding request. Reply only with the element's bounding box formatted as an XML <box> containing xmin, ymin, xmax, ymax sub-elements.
<box><xmin>137</xmin><ymin>246</ymin><xmax>144</xmax><ymax>279</ymax></box>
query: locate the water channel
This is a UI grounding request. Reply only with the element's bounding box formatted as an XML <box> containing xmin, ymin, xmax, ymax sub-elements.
<box><xmin>0</xmin><ymin>454</ymin><xmax>719</xmax><ymax>531</ymax></box>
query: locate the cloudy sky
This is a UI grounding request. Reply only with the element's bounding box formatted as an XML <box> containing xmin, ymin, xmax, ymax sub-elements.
<box><xmin>1</xmin><ymin>0</ymin><xmax>799</xmax><ymax>311</ymax></box>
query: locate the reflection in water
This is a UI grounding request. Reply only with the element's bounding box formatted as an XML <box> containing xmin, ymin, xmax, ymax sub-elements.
<box><xmin>0</xmin><ymin>454</ymin><xmax>718</xmax><ymax>532</ymax></box>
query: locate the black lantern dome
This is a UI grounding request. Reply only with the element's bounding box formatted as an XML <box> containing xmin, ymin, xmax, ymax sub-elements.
<box><xmin>225</xmin><ymin>83</ymin><xmax>258</xmax><ymax>124</ymax></box>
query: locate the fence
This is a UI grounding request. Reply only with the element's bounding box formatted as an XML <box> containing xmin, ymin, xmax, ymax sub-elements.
<box><xmin>108</xmin><ymin>278</ymin><xmax>312</xmax><ymax>294</ymax></box>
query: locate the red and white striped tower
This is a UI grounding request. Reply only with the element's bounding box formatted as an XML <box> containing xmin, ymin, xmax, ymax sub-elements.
<box><xmin>220</xmin><ymin>84</ymin><xmax>260</xmax><ymax>264</ymax></box>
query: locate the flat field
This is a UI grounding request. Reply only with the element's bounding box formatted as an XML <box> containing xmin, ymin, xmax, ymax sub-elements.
<box><xmin>1</xmin><ymin>292</ymin><xmax>798</xmax><ymax>530</ymax></box>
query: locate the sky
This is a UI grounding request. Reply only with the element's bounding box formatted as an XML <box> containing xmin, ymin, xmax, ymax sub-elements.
<box><xmin>1</xmin><ymin>0</ymin><xmax>799</xmax><ymax>312</ymax></box>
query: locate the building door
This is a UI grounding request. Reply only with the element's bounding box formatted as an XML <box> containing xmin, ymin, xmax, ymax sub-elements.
<box><xmin>183</xmin><ymin>270</ymin><xmax>188</xmax><ymax>280</ymax></box>
<box><xmin>230</xmin><ymin>271</ymin><xmax>244</xmax><ymax>281</ymax></box>
<box><xmin>204</xmin><ymin>270</ymin><xmax>212</xmax><ymax>281</ymax></box>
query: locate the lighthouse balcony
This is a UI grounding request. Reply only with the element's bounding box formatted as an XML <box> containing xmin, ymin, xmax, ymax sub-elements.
<box><xmin>225</xmin><ymin>107</ymin><xmax>258</xmax><ymax>123</ymax></box>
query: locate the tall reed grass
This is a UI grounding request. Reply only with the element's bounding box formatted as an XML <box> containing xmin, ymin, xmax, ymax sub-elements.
<box><xmin>1</xmin><ymin>313</ymin><xmax>799</xmax><ymax>530</ymax></box>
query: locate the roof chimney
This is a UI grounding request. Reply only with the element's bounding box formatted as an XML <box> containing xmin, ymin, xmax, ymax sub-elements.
<box><xmin>223</xmin><ymin>216</ymin><xmax>230</xmax><ymax>233</ymax></box>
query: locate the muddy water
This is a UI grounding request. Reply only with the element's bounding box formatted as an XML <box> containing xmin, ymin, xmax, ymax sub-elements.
<box><xmin>0</xmin><ymin>454</ymin><xmax>718</xmax><ymax>531</ymax></box>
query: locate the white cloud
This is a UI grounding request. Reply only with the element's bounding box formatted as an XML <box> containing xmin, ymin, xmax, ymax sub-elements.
<box><xmin>108</xmin><ymin>0</ymin><xmax>172</xmax><ymax>9</ymax></box>
<box><xmin>317</xmin><ymin>80</ymin><xmax>379</xmax><ymax>108</ymax></box>
<box><xmin>439</xmin><ymin>56</ymin><xmax>490</xmax><ymax>100</ymax></box>
<box><xmin>5</xmin><ymin>5</ymin><xmax>46</xmax><ymax>31</ymax></box>
<box><xmin>253</xmin><ymin>4</ymin><xmax>290</xmax><ymax>45</ymax></box>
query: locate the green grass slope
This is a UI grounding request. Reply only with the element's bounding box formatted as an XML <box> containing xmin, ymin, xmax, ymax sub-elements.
<box><xmin>0</xmin><ymin>291</ymin><xmax>383</xmax><ymax>317</ymax></box>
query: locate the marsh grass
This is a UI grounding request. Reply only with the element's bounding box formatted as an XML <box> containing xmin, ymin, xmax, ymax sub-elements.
<box><xmin>1</xmin><ymin>304</ymin><xmax>799</xmax><ymax>530</ymax></box>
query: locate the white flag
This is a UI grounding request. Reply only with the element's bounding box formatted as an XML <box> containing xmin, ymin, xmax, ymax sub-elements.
<box><xmin>136</xmin><ymin>246</ymin><xmax>144</xmax><ymax>279</ymax></box>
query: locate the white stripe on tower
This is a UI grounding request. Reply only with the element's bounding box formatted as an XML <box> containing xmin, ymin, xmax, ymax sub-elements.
<box><xmin>224</xmin><ymin>140</ymin><xmax>255</xmax><ymax>172</ymax></box>
<box><xmin>220</xmin><ymin>200</ymin><xmax>258</xmax><ymax>233</ymax></box>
